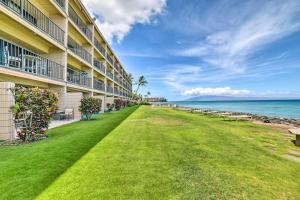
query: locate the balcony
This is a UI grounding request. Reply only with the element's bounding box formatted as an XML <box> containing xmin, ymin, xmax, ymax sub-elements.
<box><xmin>106</xmin><ymin>70</ymin><xmax>113</xmax><ymax>80</ymax></box>
<box><xmin>114</xmin><ymin>88</ymin><xmax>119</xmax><ymax>95</ymax></box>
<box><xmin>67</xmin><ymin>67</ymin><xmax>91</xmax><ymax>88</ymax></box>
<box><xmin>94</xmin><ymin>38</ymin><xmax>106</xmax><ymax>57</ymax></box>
<box><xmin>93</xmin><ymin>59</ymin><xmax>105</xmax><ymax>74</ymax></box>
<box><xmin>114</xmin><ymin>76</ymin><xmax>120</xmax><ymax>84</ymax></box>
<box><xmin>106</xmin><ymin>85</ymin><xmax>113</xmax><ymax>94</ymax></box>
<box><xmin>0</xmin><ymin>0</ymin><xmax>65</xmax><ymax>45</ymax></box>
<box><xmin>68</xmin><ymin>5</ymin><xmax>92</xmax><ymax>42</ymax></box>
<box><xmin>93</xmin><ymin>79</ymin><xmax>105</xmax><ymax>92</ymax></box>
<box><xmin>54</xmin><ymin>0</ymin><xmax>65</xmax><ymax>10</ymax></box>
<box><xmin>0</xmin><ymin>38</ymin><xmax>64</xmax><ymax>81</ymax></box>
<box><xmin>113</xmin><ymin>62</ymin><xmax>118</xmax><ymax>70</ymax></box>
<box><xmin>106</xmin><ymin>54</ymin><xmax>113</xmax><ymax>66</ymax></box>
<box><xmin>68</xmin><ymin>37</ymin><xmax>92</xmax><ymax>64</ymax></box>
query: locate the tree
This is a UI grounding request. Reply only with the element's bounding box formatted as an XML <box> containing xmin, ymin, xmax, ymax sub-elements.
<box><xmin>128</xmin><ymin>73</ymin><xmax>134</xmax><ymax>82</ymax></box>
<box><xmin>146</xmin><ymin>91</ymin><xmax>151</xmax><ymax>97</ymax></box>
<box><xmin>144</xmin><ymin>91</ymin><xmax>151</xmax><ymax>100</ymax></box>
<box><xmin>135</xmin><ymin>75</ymin><xmax>148</xmax><ymax>94</ymax></box>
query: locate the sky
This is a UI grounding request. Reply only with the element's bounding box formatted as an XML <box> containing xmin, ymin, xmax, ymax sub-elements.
<box><xmin>83</xmin><ymin>0</ymin><xmax>300</xmax><ymax>101</ymax></box>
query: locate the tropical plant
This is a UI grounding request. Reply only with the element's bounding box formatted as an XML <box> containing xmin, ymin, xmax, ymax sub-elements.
<box><xmin>135</xmin><ymin>75</ymin><xmax>148</xmax><ymax>94</ymax></box>
<box><xmin>79</xmin><ymin>97</ymin><xmax>101</xmax><ymax>120</ymax></box>
<box><xmin>144</xmin><ymin>91</ymin><xmax>151</xmax><ymax>100</ymax></box>
<box><xmin>128</xmin><ymin>101</ymin><xmax>138</xmax><ymax>107</ymax></box>
<box><xmin>147</xmin><ymin>91</ymin><xmax>151</xmax><ymax>97</ymax></box>
<box><xmin>128</xmin><ymin>73</ymin><xmax>134</xmax><ymax>82</ymax></box>
<box><xmin>94</xmin><ymin>99</ymin><xmax>102</xmax><ymax>114</ymax></box>
<box><xmin>114</xmin><ymin>99</ymin><xmax>123</xmax><ymax>110</ymax></box>
<box><xmin>11</xmin><ymin>86</ymin><xmax>58</xmax><ymax>142</ymax></box>
<box><xmin>114</xmin><ymin>99</ymin><xmax>130</xmax><ymax>110</ymax></box>
<box><xmin>106</xmin><ymin>103</ymin><xmax>114</xmax><ymax>112</ymax></box>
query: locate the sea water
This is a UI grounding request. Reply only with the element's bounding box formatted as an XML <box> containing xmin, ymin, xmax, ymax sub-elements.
<box><xmin>168</xmin><ymin>100</ymin><xmax>300</xmax><ymax>119</ymax></box>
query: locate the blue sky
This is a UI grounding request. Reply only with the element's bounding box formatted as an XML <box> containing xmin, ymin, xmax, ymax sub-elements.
<box><xmin>83</xmin><ymin>0</ymin><xmax>300</xmax><ymax>100</ymax></box>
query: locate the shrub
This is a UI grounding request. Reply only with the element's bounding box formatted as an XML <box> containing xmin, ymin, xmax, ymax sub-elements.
<box><xmin>128</xmin><ymin>102</ymin><xmax>135</xmax><ymax>107</ymax></box>
<box><xmin>11</xmin><ymin>86</ymin><xmax>58</xmax><ymax>142</ymax></box>
<box><xmin>114</xmin><ymin>99</ymin><xmax>123</xmax><ymax>110</ymax></box>
<box><xmin>123</xmin><ymin>100</ymin><xmax>129</xmax><ymax>107</ymax></box>
<box><xmin>94</xmin><ymin>98</ymin><xmax>102</xmax><ymax>114</ymax></box>
<box><xmin>139</xmin><ymin>101</ymin><xmax>151</xmax><ymax>105</ymax></box>
<box><xmin>114</xmin><ymin>99</ymin><xmax>131</xmax><ymax>110</ymax></box>
<box><xmin>79</xmin><ymin>97</ymin><xmax>101</xmax><ymax>120</ymax></box>
<box><xmin>106</xmin><ymin>103</ymin><xmax>114</xmax><ymax>112</ymax></box>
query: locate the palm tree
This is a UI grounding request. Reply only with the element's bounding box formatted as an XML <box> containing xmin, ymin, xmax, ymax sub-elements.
<box><xmin>135</xmin><ymin>75</ymin><xmax>148</xmax><ymax>94</ymax></box>
<box><xmin>144</xmin><ymin>91</ymin><xmax>151</xmax><ymax>102</ymax></box>
<box><xmin>128</xmin><ymin>73</ymin><xmax>134</xmax><ymax>83</ymax></box>
<box><xmin>147</xmin><ymin>91</ymin><xmax>151</xmax><ymax>97</ymax></box>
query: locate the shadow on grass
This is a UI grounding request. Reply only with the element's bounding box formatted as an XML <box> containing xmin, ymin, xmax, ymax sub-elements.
<box><xmin>0</xmin><ymin>106</ymin><xmax>139</xmax><ymax>200</ymax></box>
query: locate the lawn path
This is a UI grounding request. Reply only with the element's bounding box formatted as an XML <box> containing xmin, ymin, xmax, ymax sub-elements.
<box><xmin>0</xmin><ymin>106</ymin><xmax>137</xmax><ymax>200</ymax></box>
<box><xmin>37</xmin><ymin>106</ymin><xmax>300</xmax><ymax>199</ymax></box>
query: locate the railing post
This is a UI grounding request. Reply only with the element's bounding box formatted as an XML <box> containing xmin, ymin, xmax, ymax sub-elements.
<box><xmin>19</xmin><ymin>0</ymin><xmax>23</xmax><ymax>16</ymax></box>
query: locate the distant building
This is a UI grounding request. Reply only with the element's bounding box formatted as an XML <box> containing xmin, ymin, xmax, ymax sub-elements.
<box><xmin>145</xmin><ymin>97</ymin><xmax>167</xmax><ymax>102</ymax></box>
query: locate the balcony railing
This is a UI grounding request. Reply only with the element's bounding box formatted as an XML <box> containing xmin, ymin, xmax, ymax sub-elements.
<box><xmin>106</xmin><ymin>54</ymin><xmax>113</xmax><ymax>65</ymax></box>
<box><xmin>106</xmin><ymin>70</ymin><xmax>113</xmax><ymax>80</ymax></box>
<box><xmin>106</xmin><ymin>85</ymin><xmax>113</xmax><ymax>93</ymax></box>
<box><xmin>93</xmin><ymin>79</ymin><xmax>105</xmax><ymax>92</ymax></box>
<box><xmin>113</xmin><ymin>62</ymin><xmax>118</xmax><ymax>70</ymax></box>
<box><xmin>94</xmin><ymin>38</ymin><xmax>106</xmax><ymax>57</ymax></box>
<box><xmin>54</xmin><ymin>0</ymin><xmax>65</xmax><ymax>10</ymax></box>
<box><xmin>0</xmin><ymin>0</ymin><xmax>65</xmax><ymax>45</ymax></box>
<box><xmin>68</xmin><ymin>5</ymin><xmax>92</xmax><ymax>41</ymax></box>
<box><xmin>68</xmin><ymin>37</ymin><xmax>92</xmax><ymax>64</ymax></box>
<box><xmin>0</xmin><ymin>38</ymin><xmax>64</xmax><ymax>81</ymax></box>
<box><xmin>93</xmin><ymin>59</ymin><xmax>105</xmax><ymax>73</ymax></box>
<box><xmin>114</xmin><ymin>76</ymin><xmax>119</xmax><ymax>84</ymax></box>
<box><xmin>114</xmin><ymin>88</ymin><xmax>119</xmax><ymax>95</ymax></box>
<box><xmin>67</xmin><ymin>67</ymin><xmax>91</xmax><ymax>88</ymax></box>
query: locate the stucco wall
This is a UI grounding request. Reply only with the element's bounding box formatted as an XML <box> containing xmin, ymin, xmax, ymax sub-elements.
<box><xmin>0</xmin><ymin>82</ymin><xmax>15</xmax><ymax>140</ymax></box>
<box><xmin>58</xmin><ymin>92</ymin><xmax>83</xmax><ymax>119</ymax></box>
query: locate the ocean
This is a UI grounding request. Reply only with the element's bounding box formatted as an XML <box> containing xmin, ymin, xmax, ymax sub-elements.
<box><xmin>167</xmin><ymin>100</ymin><xmax>300</xmax><ymax>119</ymax></box>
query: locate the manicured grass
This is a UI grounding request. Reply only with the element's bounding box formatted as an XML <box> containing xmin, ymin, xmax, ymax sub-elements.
<box><xmin>0</xmin><ymin>106</ymin><xmax>137</xmax><ymax>200</ymax></box>
<box><xmin>37</xmin><ymin>106</ymin><xmax>300</xmax><ymax>200</ymax></box>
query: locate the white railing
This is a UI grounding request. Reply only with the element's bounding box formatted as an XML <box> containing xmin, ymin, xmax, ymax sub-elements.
<box><xmin>0</xmin><ymin>38</ymin><xmax>64</xmax><ymax>81</ymax></box>
<box><xmin>0</xmin><ymin>0</ymin><xmax>65</xmax><ymax>44</ymax></box>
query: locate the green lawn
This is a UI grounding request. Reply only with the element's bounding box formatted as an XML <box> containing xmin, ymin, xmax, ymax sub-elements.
<box><xmin>35</xmin><ymin>106</ymin><xmax>300</xmax><ymax>200</ymax></box>
<box><xmin>0</xmin><ymin>106</ymin><xmax>137</xmax><ymax>200</ymax></box>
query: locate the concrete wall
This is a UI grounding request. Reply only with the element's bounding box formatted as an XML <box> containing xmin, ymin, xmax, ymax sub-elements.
<box><xmin>58</xmin><ymin>92</ymin><xmax>83</xmax><ymax>119</ymax></box>
<box><xmin>0</xmin><ymin>82</ymin><xmax>15</xmax><ymax>140</ymax></box>
<box><xmin>105</xmin><ymin>96</ymin><xmax>114</xmax><ymax>110</ymax></box>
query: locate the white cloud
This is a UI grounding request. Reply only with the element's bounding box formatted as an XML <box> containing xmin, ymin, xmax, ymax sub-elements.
<box><xmin>83</xmin><ymin>0</ymin><xmax>166</xmax><ymax>43</ymax></box>
<box><xmin>175</xmin><ymin>0</ymin><xmax>300</xmax><ymax>73</ymax></box>
<box><xmin>118</xmin><ymin>52</ymin><xmax>164</xmax><ymax>58</ymax></box>
<box><xmin>182</xmin><ymin>87</ymin><xmax>251</xmax><ymax>96</ymax></box>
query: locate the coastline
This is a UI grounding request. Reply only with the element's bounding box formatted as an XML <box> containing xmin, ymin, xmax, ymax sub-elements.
<box><xmin>155</xmin><ymin>103</ymin><xmax>300</xmax><ymax>130</ymax></box>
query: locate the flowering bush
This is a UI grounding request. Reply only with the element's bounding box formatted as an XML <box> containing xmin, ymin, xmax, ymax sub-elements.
<box><xmin>79</xmin><ymin>97</ymin><xmax>102</xmax><ymax>120</ymax></box>
<box><xmin>114</xmin><ymin>99</ymin><xmax>123</xmax><ymax>110</ymax></box>
<box><xmin>95</xmin><ymin>98</ymin><xmax>102</xmax><ymax>114</ymax></box>
<box><xmin>11</xmin><ymin>87</ymin><xmax>58</xmax><ymax>142</ymax></box>
<box><xmin>114</xmin><ymin>99</ymin><xmax>130</xmax><ymax>110</ymax></box>
<box><xmin>106</xmin><ymin>103</ymin><xmax>114</xmax><ymax>112</ymax></box>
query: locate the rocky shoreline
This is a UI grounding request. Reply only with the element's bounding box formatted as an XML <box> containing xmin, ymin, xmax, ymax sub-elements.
<box><xmin>157</xmin><ymin>104</ymin><xmax>300</xmax><ymax>127</ymax></box>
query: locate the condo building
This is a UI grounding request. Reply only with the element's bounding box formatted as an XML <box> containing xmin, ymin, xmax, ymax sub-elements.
<box><xmin>0</xmin><ymin>0</ymin><xmax>132</xmax><ymax>114</ymax></box>
<box><xmin>0</xmin><ymin>0</ymin><xmax>133</xmax><ymax>140</ymax></box>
